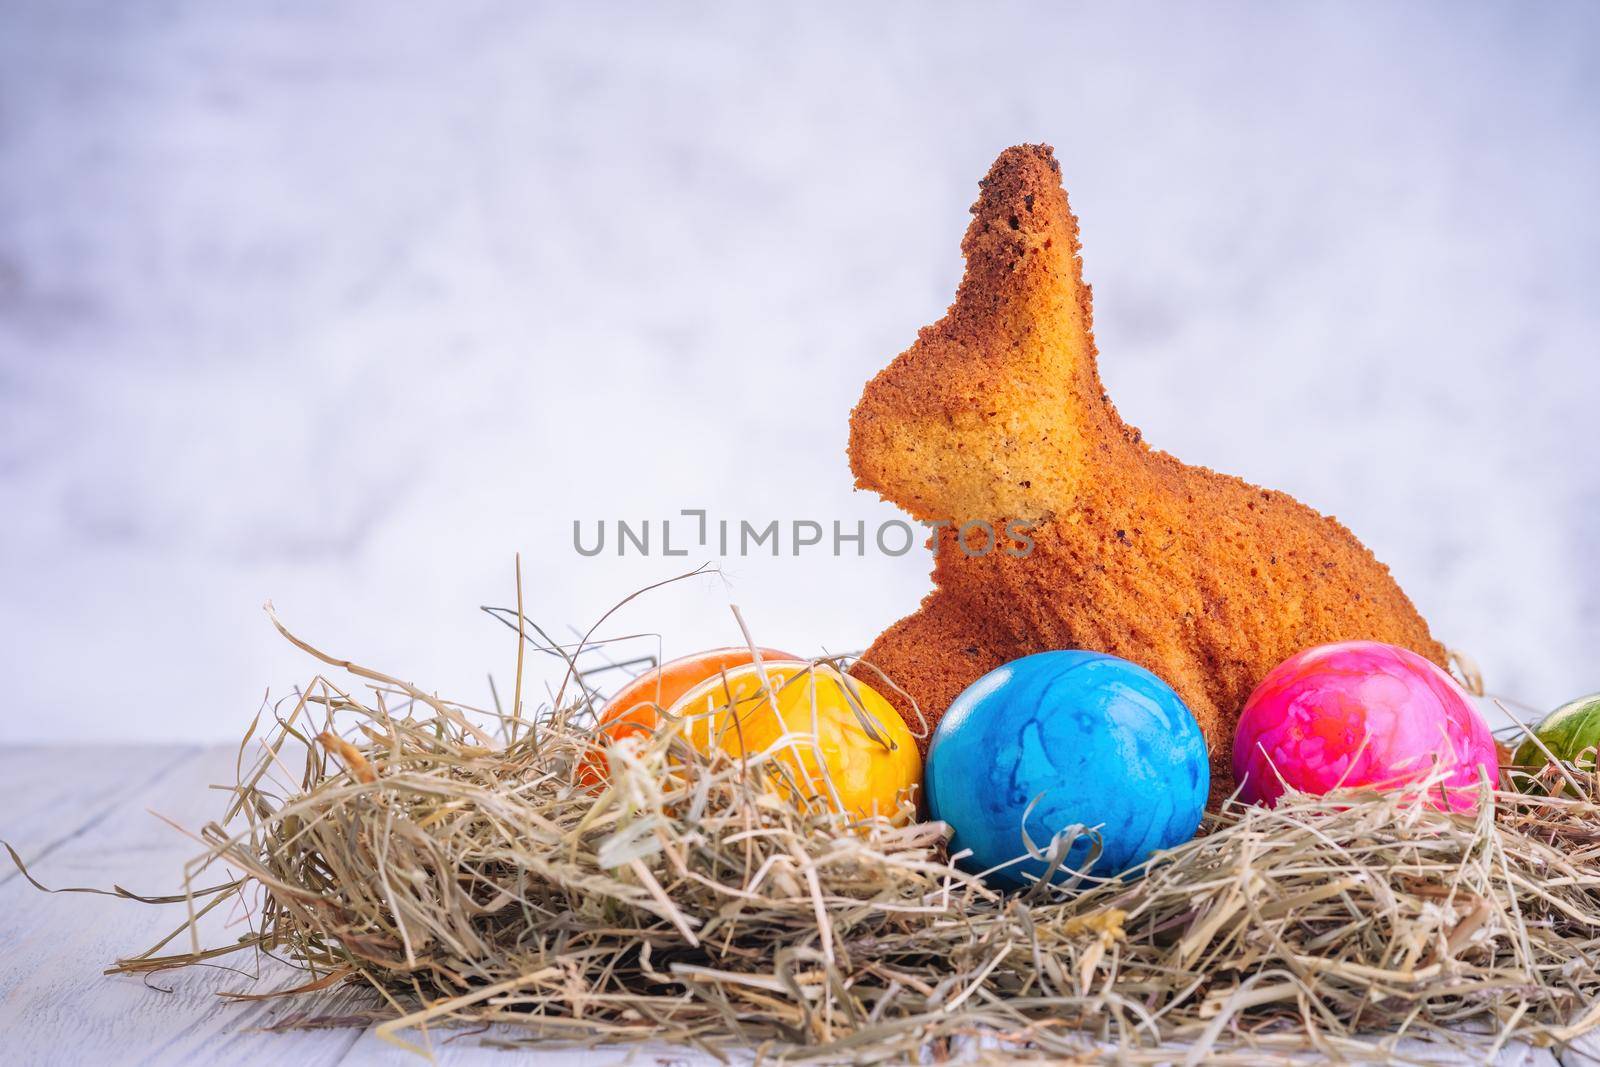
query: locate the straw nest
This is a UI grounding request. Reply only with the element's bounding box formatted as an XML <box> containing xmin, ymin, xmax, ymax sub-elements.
<box><xmin>32</xmin><ymin>598</ymin><xmax>1600</xmax><ymax>1063</ymax></box>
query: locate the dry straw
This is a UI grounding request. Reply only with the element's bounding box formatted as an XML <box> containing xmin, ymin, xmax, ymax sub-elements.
<box><xmin>13</xmin><ymin>590</ymin><xmax>1600</xmax><ymax>1063</ymax></box>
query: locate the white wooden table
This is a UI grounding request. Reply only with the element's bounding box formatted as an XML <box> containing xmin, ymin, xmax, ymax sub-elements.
<box><xmin>0</xmin><ymin>745</ymin><xmax>719</xmax><ymax>1067</ymax></box>
<box><xmin>0</xmin><ymin>745</ymin><xmax>1589</xmax><ymax>1066</ymax></box>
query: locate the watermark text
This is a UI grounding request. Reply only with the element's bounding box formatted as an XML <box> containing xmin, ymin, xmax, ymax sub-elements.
<box><xmin>572</xmin><ymin>510</ymin><xmax>1035</xmax><ymax>559</ymax></box>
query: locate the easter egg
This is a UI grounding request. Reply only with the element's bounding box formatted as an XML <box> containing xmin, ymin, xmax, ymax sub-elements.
<box><xmin>1510</xmin><ymin>693</ymin><xmax>1600</xmax><ymax>794</ymax></box>
<box><xmin>578</xmin><ymin>646</ymin><xmax>794</xmax><ymax>788</ymax></box>
<box><xmin>925</xmin><ymin>651</ymin><xmax>1208</xmax><ymax>888</ymax></box>
<box><xmin>669</xmin><ymin>661</ymin><xmax>923</xmax><ymax>821</ymax></box>
<box><xmin>1232</xmin><ymin>641</ymin><xmax>1497</xmax><ymax>810</ymax></box>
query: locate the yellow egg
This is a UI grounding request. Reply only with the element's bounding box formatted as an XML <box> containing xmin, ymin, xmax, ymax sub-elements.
<box><xmin>668</xmin><ymin>660</ymin><xmax>922</xmax><ymax>822</ymax></box>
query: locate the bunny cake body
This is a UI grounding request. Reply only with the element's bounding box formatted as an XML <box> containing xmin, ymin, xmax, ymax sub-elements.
<box><xmin>848</xmin><ymin>144</ymin><xmax>1445</xmax><ymax>801</ymax></box>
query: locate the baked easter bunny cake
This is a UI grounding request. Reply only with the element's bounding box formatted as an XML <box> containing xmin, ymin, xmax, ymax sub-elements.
<box><xmin>848</xmin><ymin>144</ymin><xmax>1446</xmax><ymax>800</ymax></box>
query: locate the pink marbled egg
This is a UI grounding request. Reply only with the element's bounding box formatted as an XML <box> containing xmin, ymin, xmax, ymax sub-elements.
<box><xmin>1232</xmin><ymin>641</ymin><xmax>1497</xmax><ymax>811</ymax></box>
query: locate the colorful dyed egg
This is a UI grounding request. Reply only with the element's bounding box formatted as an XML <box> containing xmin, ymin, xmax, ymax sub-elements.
<box><xmin>578</xmin><ymin>646</ymin><xmax>794</xmax><ymax>788</ymax></box>
<box><xmin>1232</xmin><ymin>641</ymin><xmax>1497</xmax><ymax>810</ymax></box>
<box><xmin>670</xmin><ymin>660</ymin><xmax>923</xmax><ymax>821</ymax></box>
<box><xmin>1510</xmin><ymin>693</ymin><xmax>1600</xmax><ymax>794</ymax></box>
<box><xmin>925</xmin><ymin>651</ymin><xmax>1208</xmax><ymax>889</ymax></box>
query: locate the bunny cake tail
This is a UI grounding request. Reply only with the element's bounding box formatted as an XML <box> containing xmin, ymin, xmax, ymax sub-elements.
<box><xmin>847</xmin><ymin>144</ymin><xmax>1446</xmax><ymax>801</ymax></box>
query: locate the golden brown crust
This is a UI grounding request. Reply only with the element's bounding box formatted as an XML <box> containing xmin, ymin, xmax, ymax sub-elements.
<box><xmin>848</xmin><ymin>144</ymin><xmax>1446</xmax><ymax>802</ymax></box>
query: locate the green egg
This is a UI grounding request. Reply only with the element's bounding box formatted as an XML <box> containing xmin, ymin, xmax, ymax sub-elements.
<box><xmin>1510</xmin><ymin>693</ymin><xmax>1600</xmax><ymax>794</ymax></box>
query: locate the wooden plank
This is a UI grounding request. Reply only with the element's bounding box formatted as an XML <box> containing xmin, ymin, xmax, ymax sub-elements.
<box><xmin>335</xmin><ymin>1026</ymin><xmax>724</xmax><ymax>1066</ymax></box>
<box><xmin>0</xmin><ymin>744</ymin><xmax>363</xmax><ymax>1067</ymax></box>
<box><xmin>1567</xmin><ymin>1034</ymin><xmax>1600</xmax><ymax>1067</ymax></box>
<box><xmin>0</xmin><ymin>744</ymin><xmax>200</xmax><ymax>884</ymax></box>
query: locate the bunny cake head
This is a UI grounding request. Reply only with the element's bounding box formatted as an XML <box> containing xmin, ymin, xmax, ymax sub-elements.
<box><xmin>849</xmin><ymin>145</ymin><xmax>1130</xmax><ymax>526</ymax></box>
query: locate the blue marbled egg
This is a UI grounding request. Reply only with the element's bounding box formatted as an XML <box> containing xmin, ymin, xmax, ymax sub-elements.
<box><xmin>926</xmin><ymin>650</ymin><xmax>1208</xmax><ymax>889</ymax></box>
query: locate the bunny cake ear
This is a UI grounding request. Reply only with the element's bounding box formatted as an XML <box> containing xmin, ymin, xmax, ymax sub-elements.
<box><xmin>847</xmin><ymin>144</ymin><xmax>1136</xmax><ymax>525</ymax></box>
<box><xmin>954</xmin><ymin>144</ymin><xmax>1092</xmax><ymax>337</ymax></box>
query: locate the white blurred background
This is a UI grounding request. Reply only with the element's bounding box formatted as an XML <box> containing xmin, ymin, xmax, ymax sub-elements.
<box><xmin>1</xmin><ymin>2</ymin><xmax>1595</xmax><ymax>742</ymax></box>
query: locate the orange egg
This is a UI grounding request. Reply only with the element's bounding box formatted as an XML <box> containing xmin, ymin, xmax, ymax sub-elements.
<box><xmin>577</xmin><ymin>646</ymin><xmax>794</xmax><ymax>788</ymax></box>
